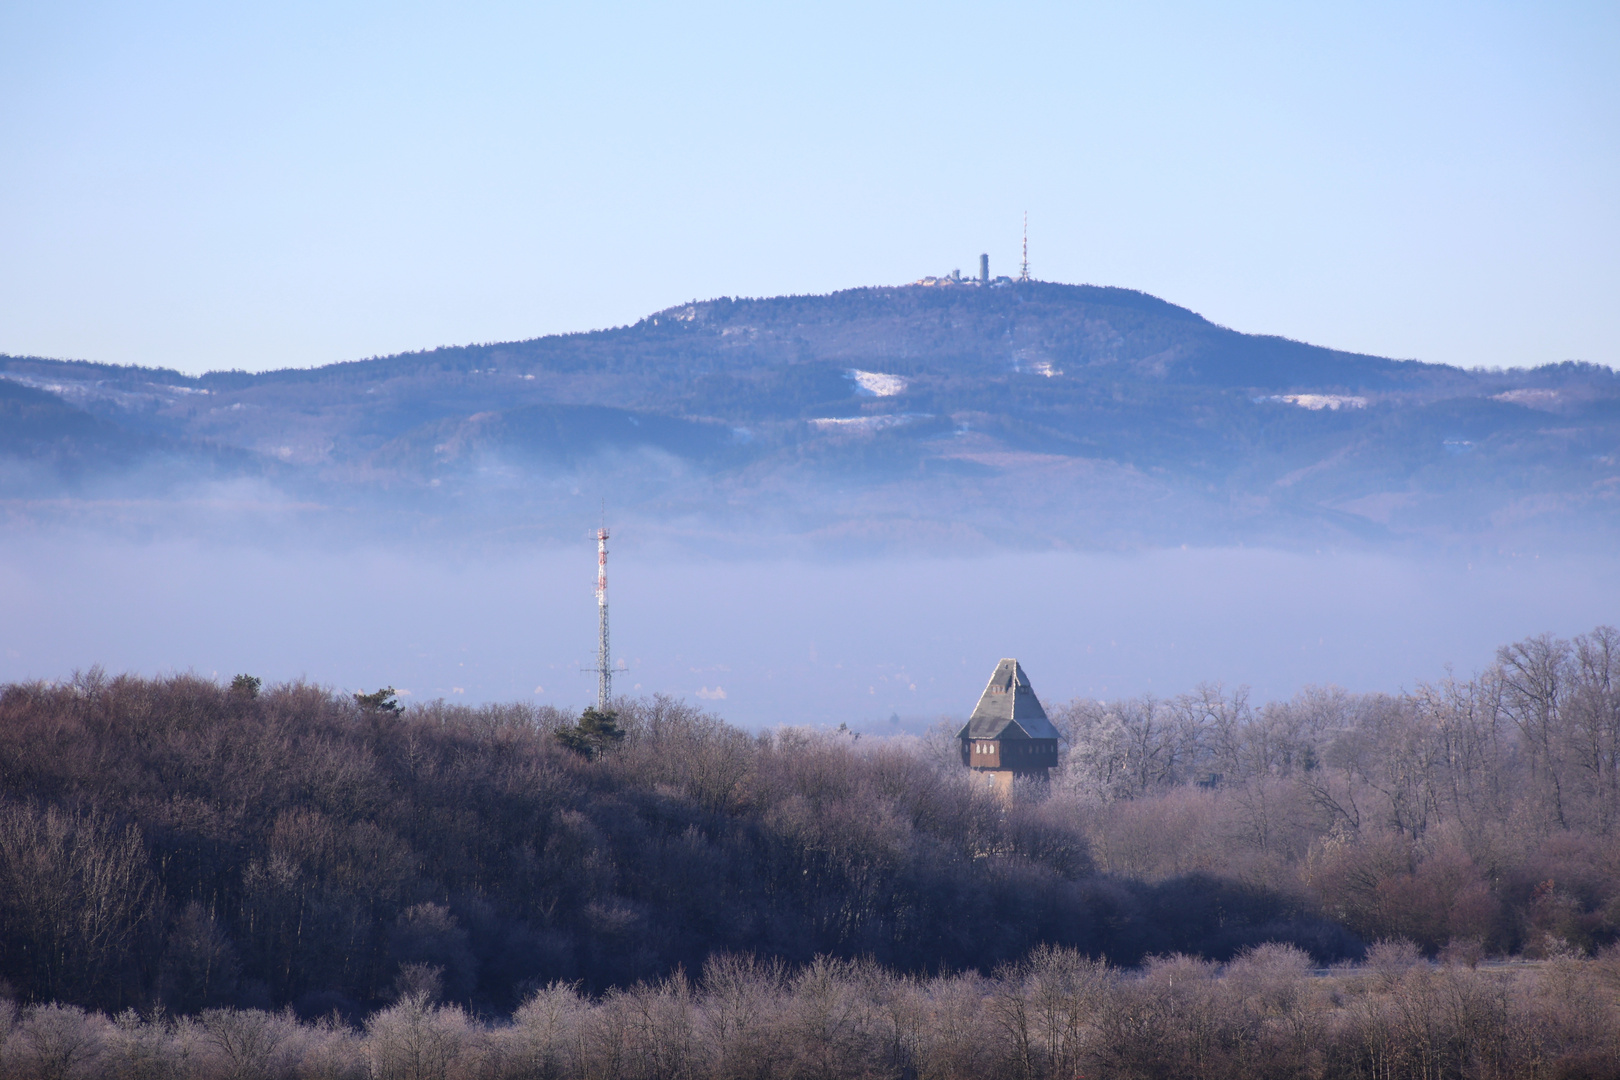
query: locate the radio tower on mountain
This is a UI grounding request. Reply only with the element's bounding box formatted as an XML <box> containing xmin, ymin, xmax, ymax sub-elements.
<box><xmin>1019</xmin><ymin>211</ymin><xmax>1030</xmax><ymax>282</ymax></box>
<box><xmin>595</xmin><ymin>523</ymin><xmax>611</xmax><ymax>708</ymax></box>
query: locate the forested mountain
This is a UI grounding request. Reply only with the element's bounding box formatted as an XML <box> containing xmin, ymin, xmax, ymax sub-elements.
<box><xmin>3</xmin><ymin>282</ymin><xmax>1616</xmax><ymax>549</ymax></box>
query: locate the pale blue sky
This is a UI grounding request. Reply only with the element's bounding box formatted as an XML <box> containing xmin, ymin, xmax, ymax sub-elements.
<box><xmin>2</xmin><ymin>1</ymin><xmax>1615</xmax><ymax>375</ymax></box>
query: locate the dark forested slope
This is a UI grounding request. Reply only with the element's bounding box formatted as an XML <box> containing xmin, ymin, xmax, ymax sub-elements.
<box><xmin>0</xmin><ymin>675</ymin><xmax>1347</xmax><ymax>1017</ymax></box>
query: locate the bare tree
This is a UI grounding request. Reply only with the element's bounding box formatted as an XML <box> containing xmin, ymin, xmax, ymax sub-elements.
<box><xmin>1567</xmin><ymin>627</ymin><xmax>1620</xmax><ymax>833</ymax></box>
<box><xmin>504</xmin><ymin>982</ymin><xmax>585</xmax><ymax>1080</ymax></box>
<box><xmin>1498</xmin><ymin>633</ymin><xmax>1574</xmax><ymax>830</ymax></box>
<box><xmin>363</xmin><ymin>993</ymin><xmax>473</xmax><ymax>1080</ymax></box>
<box><xmin>0</xmin><ymin>801</ymin><xmax>158</xmax><ymax>1007</ymax></box>
<box><xmin>13</xmin><ymin>1003</ymin><xmax>104</xmax><ymax>1080</ymax></box>
<box><xmin>199</xmin><ymin>1007</ymin><xmax>286</xmax><ymax>1080</ymax></box>
<box><xmin>696</xmin><ymin>955</ymin><xmax>784</xmax><ymax>1080</ymax></box>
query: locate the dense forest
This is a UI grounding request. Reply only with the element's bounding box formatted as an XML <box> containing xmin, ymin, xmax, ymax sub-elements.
<box><xmin>0</xmin><ymin>676</ymin><xmax>1353</xmax><ymax>1017</ymax></box>
<box><xmin>0</xmin><ymin>626</ymin><xmax>1618</xmax><ymax>1075</ymax></box>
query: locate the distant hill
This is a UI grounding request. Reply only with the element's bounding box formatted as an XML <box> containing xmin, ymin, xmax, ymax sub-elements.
<box><xmin>3</xmin><ymin>281</ymin><xmax>1617</xmax><ymax>549</ymax></box>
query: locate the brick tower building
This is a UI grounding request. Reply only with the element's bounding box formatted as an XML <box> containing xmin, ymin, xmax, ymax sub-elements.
<box><xmin>958</xmin><ymin>658</ymin><xmax>1060</xmax><ymax>791</ymax></box>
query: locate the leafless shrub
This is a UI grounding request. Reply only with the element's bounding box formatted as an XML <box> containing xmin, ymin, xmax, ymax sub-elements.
<box><xmin>1224</xmin><ymin>944</ymin><xmax>1324</xmax><ymax>1074</ymax></box>
<box><xmin>198</xmin><ymin>1007</ymin><xmax>300</xmax><ymax>1080</ymax></box>
<box><xmin>286</xmin><ymin>1012</ymin><xmax>364</xmax><ymax>1080</ymax></box>
<box><xmin>1365</xmin><ymin>939</ymin><xmax>1422</xmax><ymax>991</ymax></box>
<box><xmin>11</xmin><ymin>1003</ymin><xmax>105</xmax><ymax>1080</ymax></box>
<box><xmin>777</xmin><ymin>957</ymin><xmax>893</xmax><ymax>1080</ymax></box>
<box><xmin>101</xmin><ymin>1009</ymin><xmax>177</xmax><ymax>1080</ymax></box>
<box><xmin>990</xmin><ymin>944</ymin><xmax>1111</xmax><ymax>1080</ymax></box>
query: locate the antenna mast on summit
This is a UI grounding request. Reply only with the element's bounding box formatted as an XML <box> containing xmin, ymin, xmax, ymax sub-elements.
<box><xmin>1019</xmin><ymin>211</ymin><xmax>1030</xmax><ymax>282</ymax></box>
<box><xmin>595</xmin><ymin>517</ymin><xmax>611</xmax><ymax>708</ymax></box>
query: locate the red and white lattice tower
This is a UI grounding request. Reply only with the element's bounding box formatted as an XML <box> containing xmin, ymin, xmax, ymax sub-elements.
<box><xmin>595</xmin><ymin>526</ymin><xmax>611</xmax><ymax>708</ymax></box>
<box><xmin>1019</xmin><ymin>211</ymin><xmax>1030</xmax><ymax>282</ymax></box>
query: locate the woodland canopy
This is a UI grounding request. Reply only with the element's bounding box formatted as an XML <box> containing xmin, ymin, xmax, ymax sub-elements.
<box><xmin>0</xmin><ymin>627</ymin><xmax>1615</xmax><ymax>1029</ymax></box>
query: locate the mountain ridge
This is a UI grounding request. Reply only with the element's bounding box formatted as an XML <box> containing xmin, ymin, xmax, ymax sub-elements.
<box><xmin>2</xmin><ymin>281</ymin><xmax>1616</xmax><ymax>550</ymax></box>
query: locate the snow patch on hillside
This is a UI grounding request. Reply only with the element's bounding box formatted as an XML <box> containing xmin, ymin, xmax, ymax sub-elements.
<box><xmin>1257</xmin><ymin>393</ymin><xmax>1368</xmax><ymax>411</ymax></box>
<box><xmin>848</xmin><ymin>370</ymin><xmax>908</xmax><ymax>397</ymax></box>
<box><xmin>809</xmin><ymin>414</ymin><xmax>925</xmax><ymax>432</ymax></box>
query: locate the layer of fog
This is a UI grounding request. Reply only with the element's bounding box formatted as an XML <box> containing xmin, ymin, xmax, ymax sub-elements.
<box><xmin>1</xmin><ymin>534</ymin><xmax>1613</xmax><ymax>730</ymax></box>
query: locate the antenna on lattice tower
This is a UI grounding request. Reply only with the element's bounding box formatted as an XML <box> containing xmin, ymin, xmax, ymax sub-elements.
<box><xmin>1019</xmin><ymin>211</ymin><xmax>1030</xmax><ymax>282</ymax></box>
<box><xmin>595</xmin><ymin>513</ymin><xmax>611</xmax><ymax>709</ymax></box>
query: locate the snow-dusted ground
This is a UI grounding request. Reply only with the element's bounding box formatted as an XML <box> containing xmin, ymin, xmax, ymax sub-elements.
<box><xmin>847</xmin><ymin>369</ymin><xmax>908</xmax><ymax>397</ymax></box>
<box><xmin>1256</xmin><ymin>393</ymin><xmax>1368</xmax><ymax>410</ymax></box>
<box><xmin>808</xmin><ymin>413</ymin><xmax>923</xmax><ymax>432</ymax></box>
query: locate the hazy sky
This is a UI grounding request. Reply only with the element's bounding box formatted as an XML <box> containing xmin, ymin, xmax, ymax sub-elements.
<box><xmin>2</xmin><ymin>2</ymin><xmax>1616</xmax><ymax>375</ymax></box>
<box><xmin>3</xmin><ymin>536</ymin><xmax>1614</xmax><ymax>728</ymax></box>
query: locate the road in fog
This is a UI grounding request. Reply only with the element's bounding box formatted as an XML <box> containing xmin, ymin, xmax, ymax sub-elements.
<box><xmin>1</xmin><ymin>536</ymin><xmax>1614</xmax><ymax>729</ymax></box>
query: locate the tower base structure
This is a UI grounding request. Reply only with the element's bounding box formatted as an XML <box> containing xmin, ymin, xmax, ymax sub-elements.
<box><xmin>958</xmin><ymin>658</ymin><xmax>1060</xmax><ymax>801</ymax></box>
<box><xmin>969</xmin><ymin>765</ymin><xmax>1050</xmax><ymax>801</ymax></box>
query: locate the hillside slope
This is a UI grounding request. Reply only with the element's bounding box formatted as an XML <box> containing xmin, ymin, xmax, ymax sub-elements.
<box><xmin>0</xmin><ymin>676</ymin><xmax>1351</xmax><ymax>1014</ymax></box>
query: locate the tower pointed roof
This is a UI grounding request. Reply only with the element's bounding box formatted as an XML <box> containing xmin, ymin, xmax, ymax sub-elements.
<box><xmin>957</xmin><ymin>658</ymin><xmax>1060</xmax><ymax>740</ymax></box>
